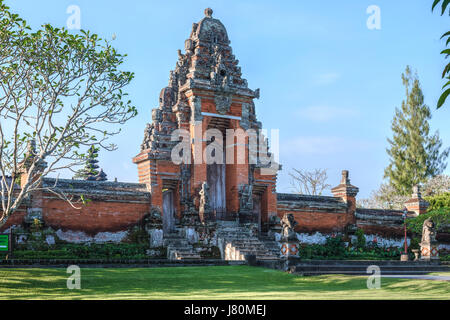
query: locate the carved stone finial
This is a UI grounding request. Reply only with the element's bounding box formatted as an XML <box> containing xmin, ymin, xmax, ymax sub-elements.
<box><xmin>204</xmin><ymin>8</ymin><xmax>213</xmax><ymax>18</ymax></box>
<box><xmin>412</xmin><ymin>185</ymin><xmax>421</xmax><ymax>198</ymax></box>
<box><xmin>341</xmin><ymin>170</ymin><xmax>350</xmax><ymax>184</ymax></box>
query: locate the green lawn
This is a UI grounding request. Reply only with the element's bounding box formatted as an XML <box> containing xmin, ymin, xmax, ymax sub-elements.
<box><xmin>0</xmin><ymin>266</ymin><xmax>448</xmax><ymax>300</ymax></box>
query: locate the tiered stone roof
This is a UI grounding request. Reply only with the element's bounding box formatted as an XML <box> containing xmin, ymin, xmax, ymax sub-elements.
<box><xmin>140</xmin><ymin>8</ymin><xmax>261</xmax><ymax>160</ymax></box>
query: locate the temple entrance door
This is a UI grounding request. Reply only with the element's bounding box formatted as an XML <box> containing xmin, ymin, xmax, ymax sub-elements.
<box><xmin>252</xmin><ymin>194</ymin><xmax>262</xmax><ymax>234</ymax></box>
<box><xmin>207</xmin><ymin>162</ymin><xmax>226</xmax><ymax>220</ymax></box>
<box><xmin>206</xmin><ymin>117</ymin><xmax>229</xmax><ymax>220</ymax></box>
<box><xmin>162</xmin><ymin>190</ymin><xmax>175</xmax><ymax>233</ymax></box>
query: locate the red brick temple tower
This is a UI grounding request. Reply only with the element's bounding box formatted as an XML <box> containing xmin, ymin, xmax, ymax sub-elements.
<box><xmin>133</xmin><ymin>8</ymin><xmax>279</xmax><ymax>232</ymax></box>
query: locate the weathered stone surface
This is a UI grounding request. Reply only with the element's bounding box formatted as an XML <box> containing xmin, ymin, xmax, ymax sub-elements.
<box><xmin>55</xmin><ymin>229</ymin><xmax>128</xmax><ymax>243</ymax></box>
<box><xmin>185</xmin><ymin>227</ymin><xmax>199</xmax><ymax>244</ymax></box>
<box><xmin>148</xmin><ymin>229</ymin><xmax>164</xmax><ymax>248</ymax></box>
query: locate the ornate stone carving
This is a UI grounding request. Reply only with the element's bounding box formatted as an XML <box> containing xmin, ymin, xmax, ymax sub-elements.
<box><xmin>280</xmin><ymin>213</ymin><xmax>298</xmax><ymax>241</ymax></box>
<box><xmin>420</xmin><ymin>217</ymin><xmax>439</xmax><ymax>261</ymax></box>
<box><xmin>420</xmin><ymin>218</ymin><xmax>436</xmax><ymax>245</ymax></box>
<box><xmin>199</xmin><ymin>182</ymin><xmax>212</xmax><ymax>222</ymax></box>
<box><xmin>189</xmin><ymin>96</ymin><xmax>203</xmax><ymax>123</ymax></box>
<box><xmin>141</xmin><ymin>123</ymin><xmax>153</xmax><ymax>150</ymax></box>
<box><xmin>214</xmin><ymin>94</ymin><xmax>232</xmax><ymax>115</ymax></box>
<box><xmin>239</xmin><ymin>184</ymin><xmax>253</xmax><ymax>214</ymax></box>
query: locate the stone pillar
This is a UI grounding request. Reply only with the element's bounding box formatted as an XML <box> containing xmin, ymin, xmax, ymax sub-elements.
<box><xmin>331</xmin><ymin>170</ymin><xmax>359</xmax><ymax>219</ymax></box>
<box><xmin>419</xmin><ymin>217</ymin><xmax>439</xmax><ymax>261</ymax></box>
<box><xmin>279</xmin><ymin>213</ymin><xmax>299</xmax><ymax>258</ymax></box>
<box><xmin>404</xmin><ymin>185</ymin><xmax>429</xmax><ymax>216</ymax></box>
<box><xmin>280</xmin><ymin>241</ymin><xmax>299</xmax><ymax>258</ymax></box>
<box><xmin>420</xmin><ymin>242</ymin><xmax>439</xmax><ymax>261</ymax></box>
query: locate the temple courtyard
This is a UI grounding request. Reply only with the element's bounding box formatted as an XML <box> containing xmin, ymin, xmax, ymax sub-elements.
<box><xmin>0</xmin><ymin>266</ymin><xmax>448</xmax><ymax>300</ymax></box>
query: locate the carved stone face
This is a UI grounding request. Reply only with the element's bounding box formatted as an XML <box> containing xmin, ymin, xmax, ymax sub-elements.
<box><xmin>215</xmin><ymin>94</ymin><xmax>231</xmax><ymax>115</ymax></box>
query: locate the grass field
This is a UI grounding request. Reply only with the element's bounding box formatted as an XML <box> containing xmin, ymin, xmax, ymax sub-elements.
<box><xmin>0</xmin><ymin>266</ymin><xmax>448</xmax><ymax>300</ymax></box>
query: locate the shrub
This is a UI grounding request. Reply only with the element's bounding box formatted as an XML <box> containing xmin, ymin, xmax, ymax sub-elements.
<box><xmin>407</xmin><ymin>207</ymin><xmax>450</xmax><ymax>234</ymax></box>
<box><xmin>424</xmin><ymin>192</ymin><xmax>450</xmax><ymax>210</ymax></box>
<box><xmin>11</xmin><ymin>243</ymin><xmax>150</xmax><ymax>260</ymax></box>
<box><xmin>355</xmin><ymin>229</ymin><xmax>366</xmax><ymax>249</ymax></box>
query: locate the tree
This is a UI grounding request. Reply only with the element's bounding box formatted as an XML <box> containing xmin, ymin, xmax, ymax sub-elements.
<box><xmin>357</xmin><ymin>174</ymin><xmax>450</xmax><ymax>209</ymax></box>
<box><xmin>0</xmin><ymin>2</ymin><xmax>136</xmax><ymax>227</ymax></box>
<box><xmin>432</xmin><ymin>0</ymin><xmax>450</xmax><ymax>108</ymax></box>
<box><xmin>384</xmin><ymin>66</ymin><xmax>449</xmax><ymax>196</ymax></box>
<box><xmin>73</xmin><ymin>146</ymin><xmax>107</xmax><ymax>181</ymax></box>
<box><xmin>289</xmin><ymin>168</ymin><xmax>331</xmax><ymax>195</ymax></box>
<box><xmin>422</xmin><ymin>174</ymin><xmax>450</xmax><ymax>196</ymax></box>
<box><xmin>356</xmin><ymin>183</ymin><xmax>409</xmax><ymax>210</ymax></box>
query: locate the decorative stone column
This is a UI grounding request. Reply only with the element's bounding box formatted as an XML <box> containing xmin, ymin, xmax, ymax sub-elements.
<box><xmin>404</xmin><ymin>185</ymin><xmax>429</xmax><ymax>216</ymax></box>
<box><xmin>419</xmin><ymin>217</ymin><xmax>439</xmax><ymax>261</ymax></box>
<box><xmin>279</xmin><ymin>214</ymin><xmax>299</xmax><ymax>258</ymax></box>
<box><xmin>331</xmin><ymin>170</ymin><xmax>359</xmax><ymax>219</ymax></box>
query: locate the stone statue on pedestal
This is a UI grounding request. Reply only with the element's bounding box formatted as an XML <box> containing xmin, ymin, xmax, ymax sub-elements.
<box><xmin>279</xmin><ymin>213</ymin><xmax>299</xmax><ymax>258</ymax></box>
<box><xmin>420</xmin><ymin>218</ymin><xmax>436</xmax><ymax>245</ymax></box>
<box><xmin>420</xmin><ymin>217</ymin><xmax>439</xmax><ymax>261</ymax></box>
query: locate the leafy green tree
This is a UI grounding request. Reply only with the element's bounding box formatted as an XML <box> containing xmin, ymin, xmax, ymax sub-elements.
<box><xmin>432</xmin><ymin>0</ymin><xmax>450</xmax><ymax>108</ymax></box>
<box><xmin>0</xmin><ymin>1</ymin><xmax>135</xmax><ymax>227</ymax></box>
<box><xmin>384</xmin><ymin>66</ymin><xmax>449</xmax><ymax>195</ymax></box>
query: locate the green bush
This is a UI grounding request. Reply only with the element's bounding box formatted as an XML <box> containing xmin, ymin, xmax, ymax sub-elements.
<box><xmin>12</xmin><ymin>243</ymin><xmax>152</xmax><ymax>260</ymax></box>
<box><xmin>355</xmin><ymin>229</ymin><xmax>366</xmax><ymax>249</ymax></box>
<box><xmin>407</xmin><ymin>207</ymin><xmax>450</xmax><ymax>234</ymax></box>
<box><xmin>298</xmin><ymin>236</ymin><xmax>403</xmax><ymax>260</ymax></box>
<box><xmin>424</xmin><ymin>192</ymin><xmax>450</xmax><ymax>210</ymax></box>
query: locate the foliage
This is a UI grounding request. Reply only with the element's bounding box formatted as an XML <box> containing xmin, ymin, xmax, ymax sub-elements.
<box><xmin>406</xmin><ymin>207</ymin><xmax>450</xmax><ymax>234</ymax></box>
<box><xmin>12</xmin><ymin>243</ymin><xmax>152</xmax><ymax>260</ymax></box>
<box><xmin>384</xmin><ymin>66</ymin><xmax>449</xmax><ymax>195</ymax></box>
<box><xmin>126</xmin><ymin>226</ymin><xmax>150</xmax><ymax>245</ymax></box>
<box><xmin>354</xmin><ymin>229</ymin><xmax>366</xmax><ymax>249</ymax></box>
<box><xmin>0</xmin><ymin>1</ymin><xmax>136</xmax><ymax>227</ymax></box>
<box><xmin>424</xmin><ymin>192</ymin><xmax>450</xmax><ymax>210</ymax></box>
<box><xmin>289</xmin><ymin>168</ymin><xmax>331</xmax><ymax>195</ymax></box>
<box><xmin>298</xmin><ymin>235</ymin><xmax>403</xmax><ymax>260</ymax></box>
<box><xmin>410</xmin><ymin>237</ymin><xmax>421</xmax><ymax>250</ymax></box>
<box><xmin>432</xmin><ymin>0</ymin><xmax>450</xmax><ymax>108</ymax></box>
<box><xmin>421</xmin><ymin>174</ymin><xmax>450</xmax><ymax>196</ymax></box>
<box><xmin>358</xmin><ymin>175</ymin><xmax>450</xmax><ymax>209</ymax></box>
<box><xmin>357</xmin><ymin>183</ymin><xmax>408</xmax><ymax>209</ymax></box>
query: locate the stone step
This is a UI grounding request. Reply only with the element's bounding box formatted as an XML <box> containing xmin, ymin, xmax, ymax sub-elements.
<box><xmin>292</xmin><ymin>265</ymin><xmax>449</xmax><ymax>272</ymax></box>
<box><xmin>235</xmin><ymin>249</ymin><xmax>273</xmax><ymax>255</ymax></box>
<box><xmin>289</xmin><ymin>259</ymin><xmax>443</xmax><ymax>266</ymax></box>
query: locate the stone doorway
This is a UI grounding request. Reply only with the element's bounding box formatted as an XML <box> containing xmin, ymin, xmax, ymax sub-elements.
<box><xmin>252</xmin><ymin>193</ymin><xmax>262</xmax><ymax>234</ymax></box>
<box><xmin>207</xmin><ymin>161</ymin><xmax>226</xmax><ymax>220</ymax></box>
<box><xmin>207</xmin><ymin>117</ymin><xmax>229</xmax><ymax>220</ymax></box>
<box><xmin>162</xmin><ymin>189</ymin><xmax>175</xmax><ymax>233</ymax></box>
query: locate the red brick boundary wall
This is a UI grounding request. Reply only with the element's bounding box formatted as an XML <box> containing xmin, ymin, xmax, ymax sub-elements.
<box><xmin>0</xmin><ymin>178</ymin><xmax>151</xmax><ymax>234</ymax></box>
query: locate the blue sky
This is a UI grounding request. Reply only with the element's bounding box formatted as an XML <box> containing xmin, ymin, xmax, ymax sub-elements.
<box><xmin>5</xmin><ymin>0</ymin><xmax>450</xmax><ymax>198</ymax></box>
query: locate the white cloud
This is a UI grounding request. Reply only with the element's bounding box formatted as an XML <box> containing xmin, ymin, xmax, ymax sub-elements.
<box><xmin>297</xmin><ymin>105</ymin><xmax>359</xmax><ymax>122</ymax></box>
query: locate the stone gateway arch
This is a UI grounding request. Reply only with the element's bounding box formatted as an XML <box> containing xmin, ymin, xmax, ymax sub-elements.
<box><xmin>133</xmin><ymin>8</ymin><xmax>279</xmax><ymax>229</ymax></box>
